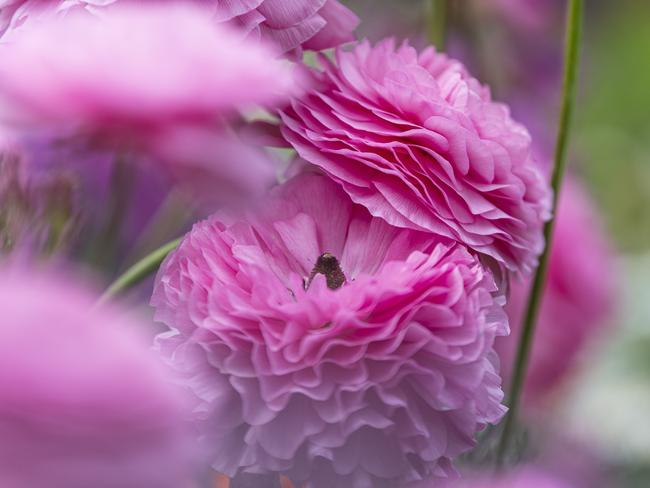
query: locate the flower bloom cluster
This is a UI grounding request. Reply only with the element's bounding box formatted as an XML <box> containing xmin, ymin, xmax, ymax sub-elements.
<box><xmin>0</xmin><ymin>1</ymin><xmax>615</xmax><ymax>487</ymax></box>
<box><xmin>147</xmin><ymin>27</ymin><xmax>559</xmax><ymax>487</ymax></box>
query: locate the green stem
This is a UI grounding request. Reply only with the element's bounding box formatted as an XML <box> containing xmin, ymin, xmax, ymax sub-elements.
<box><xmin>95</xmin><ymin>237</ymin><xmax>181</xmax><ymax>307</ymax></box>
<box><xmin>428</xmin><ymin>0</ymin><xmax>449</xmax><ymax>49</ymax></box>
<box><xmin>495</xmin><ymin>0</ymin><xmax>584</xmax><ymax>466</ymax></box>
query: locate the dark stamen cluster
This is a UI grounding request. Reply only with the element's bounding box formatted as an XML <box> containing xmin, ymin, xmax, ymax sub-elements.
<box><xmin>304</xmin><ymin>252</ymin><xmax>346</xmax><ymax>290</ymax></box>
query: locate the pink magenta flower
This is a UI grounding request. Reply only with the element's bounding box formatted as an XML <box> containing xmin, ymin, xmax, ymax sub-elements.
<box><xmin>0</xmin><ymin>268</ymin><xmax>195</xmax><ymax>488</ymax></box>
<box><xmin>0</xmin><ymin>3</ymin><xmax>295</xmax><ymax>134</ymax></box>
<box><xmin>0</xmin><ymin>0</ymin><xmax>359</xmax><ymax>54</ymax></box>
<box><xmin>496</xmin><ymin>179</ymin><xmax>616</xmax><ymax>404</ymax></box>
<box><xmin>151</xmin><ymin>173</ymin><xmax>508</xmax><ymax>487</ymax></box>
<box><xmin>280</xmin><ymin>39</ymin><xmax>551</xmax><ymax>274</ymax></box>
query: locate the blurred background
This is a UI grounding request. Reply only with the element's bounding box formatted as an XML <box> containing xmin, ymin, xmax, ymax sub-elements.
<box><xmin>343</xmin><ymin>0</ymin><xmax>650</xmax><ymax>486</ymax></box>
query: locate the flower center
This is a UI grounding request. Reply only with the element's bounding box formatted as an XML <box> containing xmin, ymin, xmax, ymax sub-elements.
<box><xmin>305</xmin><ymin>252</ymin><xmax>346</xmax><ymax>290</ymax></box>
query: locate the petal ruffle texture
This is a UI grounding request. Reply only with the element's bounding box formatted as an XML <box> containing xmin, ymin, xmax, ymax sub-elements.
<box><xmin>280</xmin><ymin>39</ymin><xmax>551</xmax><ymax>274</ymax></box>
<box><xmin>152</xmin><ymin>173</ymin><xmax>508</xmax><ymax>487</ymax></box>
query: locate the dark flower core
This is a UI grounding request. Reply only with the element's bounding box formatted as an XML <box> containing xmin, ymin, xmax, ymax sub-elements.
<box><xmin>305</xmin><ymin>252</ymin><xmax>346</xmax><ymax>290</ymax></box>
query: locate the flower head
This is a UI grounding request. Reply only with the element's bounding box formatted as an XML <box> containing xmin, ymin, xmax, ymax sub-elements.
<box><xmin>152</xmin><ymin>173</ymin><xmax>508</xmax><ymax>487</ymax></box>
<box><xmin>280</xmin><ymin>39</ymin><xmax>550</xmax><ymax>274</ymax></box>
<box><xmin>0</xmin><ymin>267</ymin><xmax>195</xmax><ymax>488</ymax></box>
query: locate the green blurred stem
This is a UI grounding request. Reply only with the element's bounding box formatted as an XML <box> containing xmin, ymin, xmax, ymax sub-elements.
<box><xmin>95</xmin><ymin>237</ymin><xmax>181</xmax><ymax>307</ymax></box>
<box><xmin>495</xmin><ymin>0</ymin><xmax>584</xmax><ymax>466</ymax></box>
<box><xmin>428</xmin><ymin>0</ymin><xmax>449</xmax><ymax>49</ymax></box>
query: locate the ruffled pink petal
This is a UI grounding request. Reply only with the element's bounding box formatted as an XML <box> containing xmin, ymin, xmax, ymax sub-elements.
<box><xmin>281</xmin><ymin>39</ymin><xmax>551</xmax><ymax>274</ymax></box>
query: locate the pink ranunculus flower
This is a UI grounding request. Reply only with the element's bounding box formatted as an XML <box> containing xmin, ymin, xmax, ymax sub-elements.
<box><xmin>151</xmin><ymin>173</ymin><xmax>508</xmax><ymax>487</ymax></box>
<box><xmin>496</xmin><ymin>178</ymin><xmax>616</xmax><ymax>404</ymax></box>
<box><xmin>0</xmin><ymin>0</ymin><xmax>359</xmax><ymax>55</ymax></box>
<box><xmin>280</xmin><ymin>39</ymin><xmax>551</xmax><ymax>274</ymax></box>
<box><xmin>0</xmin><ymin>3</ymin><xmax>295</xmax><ymax>135</ymax></box>
<box><xmin>0</xmin><ymin>268</ymin><xmax>196</xmax><ymax>488</ymax></box>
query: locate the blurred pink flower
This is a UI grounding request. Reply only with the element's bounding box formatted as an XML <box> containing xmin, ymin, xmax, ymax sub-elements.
<box><xmin>484</xmin><ymin>0</ymin><xmax>563</xmax><ymax>33</ymax></box>
<box><xmin>0</xmin><ymin>0</ymin><xmax>359</xmax><ymax>54</ymax></box>
<box><xmin>0</xmin><ymin>3</ymin><xmax>295</xmax><ymax>136</ymax></box>
<box><xmin>280</xmin><ymin>39</ymin><xmax>550</xmax><ymax>274</ymax></box>
<box><xmin>0</xmin><ymin>3</ymin><xmax>293</xmax><ymax>211</ymax></box>
<box><xmin>0</xmin><ymin>268</ymin><xmax>195</xmax><ymax>488</ymax></box>
<box><xmin>496</xmin><ymin>179</ymin><xmax>616</xmax><ymax>404</ymax></box>
<box><xmin>148</xmin><ymin>126</ymin><xmax>276</xmax><ymax>210</ymax></box>
<box><xmin>455</xmin><ymin>468</ymin><xmax>575</xmax><ymax>488</ymax></box>
<box><xmin>151</xmin><ymin>173</ymin><xmax>508</xmax><ymax>487</ymax></box>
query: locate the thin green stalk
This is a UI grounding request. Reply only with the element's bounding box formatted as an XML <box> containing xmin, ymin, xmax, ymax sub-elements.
<box><xmin>495</xmin><ymin>0</ymin><xmax>584</xmax><ymax>466</ymax></box>
<box><xmin>95</xmin><ymin>237</ymin><xmax>181</xmax><ymax>307</ymax></box>
<box><xmin>428</xmin><ymin>0</ymin><xmax>449</xmax><ymax>49</ymax></box>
